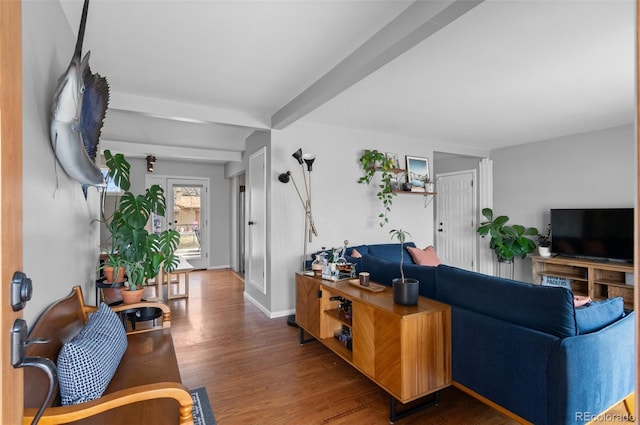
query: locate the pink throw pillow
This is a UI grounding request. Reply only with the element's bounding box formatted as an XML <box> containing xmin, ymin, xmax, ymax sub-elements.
<box><xmin>407</xmin><ymin>246</ymin><xmax>441</xmax><ymax>266</ymax></box>
<box><xmin>350</xmin><ymin>248</ymin><xmax>362</xmax><ymax>258</ymax></box>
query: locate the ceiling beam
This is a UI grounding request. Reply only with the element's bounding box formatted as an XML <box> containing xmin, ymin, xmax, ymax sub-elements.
<box><xmin>110</xmin><ymin>91</ymin><xmax>271</xmax><ymax>131</ymax></box>
<box><xmin>101</xmin><ymin>139</ymin><xmax>243</xmax><ymax>164</ymax></box>
<box><xmin>271</xmin><ymin>0</ymin><xmax>484</xmax><ymax>130</ymax></box>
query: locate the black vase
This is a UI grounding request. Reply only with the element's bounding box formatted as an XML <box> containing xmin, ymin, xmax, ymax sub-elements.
<box><xmin>392</xmin><ymin>278</ymin><xmax>419</xmax><ymax>306</ymax></box>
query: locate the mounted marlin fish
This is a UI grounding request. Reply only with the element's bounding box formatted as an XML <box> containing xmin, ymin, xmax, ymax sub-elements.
<box><xmin>50</xmin><ymin>0</ymin><xmax>108</xmax><ymax>198</ymax></box>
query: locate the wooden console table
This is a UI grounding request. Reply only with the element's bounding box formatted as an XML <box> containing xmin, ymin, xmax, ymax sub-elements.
<box><xmin>295</xmin><ymin>273</ymin><xmax>452</xmax><ymax>422</ymax></box>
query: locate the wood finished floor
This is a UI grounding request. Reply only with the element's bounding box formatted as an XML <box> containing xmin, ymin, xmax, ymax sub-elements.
<box><xmin>167</xmin><ymin>269</ymin><xmax>633</xmax><ymax>425</ymax></box>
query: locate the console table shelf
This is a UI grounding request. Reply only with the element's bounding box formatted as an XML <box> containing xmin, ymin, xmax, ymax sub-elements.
<box><xmin>295</xmin><ymin>273</ymin><xmax>452</xmax><ymax>409</ymax></box>
<box><xmin>531</xmin><ymin>256</ymin><xmax>635</xmax><ymax>309</ymax></box>
<box><xmin>324</xmin><ymin>308</ymin><xmax>351</xmax><ymax>326</ymax></box>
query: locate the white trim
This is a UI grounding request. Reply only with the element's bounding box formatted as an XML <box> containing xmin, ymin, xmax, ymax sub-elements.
<box><xmin>243</xmin><ymin>291</ymin><xmax>294</xmax><ymax>319</ymax></box>
<box><xmin>145</xmin><ymin>175</ymin><xmax>211</xmax><ymax>270</ymax></box>
<box><xmin>435</xmin><ymin>169</ymin><xmax>477</xmax><ymax>271</ymax></box>
<box><xmin>478</xmin><ymin>158</ymin><xmax>494</xmax><ymax>275</ymax></box>
<box><xmin>247</xmin><ymin>148</ymin><xmax>267</xmax><ymax>294</ymax></box>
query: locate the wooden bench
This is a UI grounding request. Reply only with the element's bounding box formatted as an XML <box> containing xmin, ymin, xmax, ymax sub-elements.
<box><xmin>23</xmin><ymin>286</ymin><xmax>194</xmax><ymax>425</ymax></box>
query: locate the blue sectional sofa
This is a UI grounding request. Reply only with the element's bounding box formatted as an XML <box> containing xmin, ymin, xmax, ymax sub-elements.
<box><xmin>321</xmin><ymin>243</ymin><xmax>635</xmax><ymax>425</ymax></box>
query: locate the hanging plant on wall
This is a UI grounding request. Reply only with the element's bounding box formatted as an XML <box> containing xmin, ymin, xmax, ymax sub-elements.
<box><xmin>357</xmin><ymin>149</ymin><xmax>396</xmax><ymax>227</ymax></box>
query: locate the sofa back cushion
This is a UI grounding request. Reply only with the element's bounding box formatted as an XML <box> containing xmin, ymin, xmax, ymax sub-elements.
<box><xmin>367</xmin><ymin>242</ymin><xmax>416</xmax><ymax>264</ymax></box>
<box><xmin>360</xmin><ymin>255</ymin><xmax>436</xmax><ymax>298</ymax></box>
<box><xmin>575</xmin><ymin>297</ymin><xmax>625</xmax><ymax>334</ymax></box>
<box><xmin>435</xmin><ymin>265</ymin><xmax>577</xmax><ymax>338</ymax></box>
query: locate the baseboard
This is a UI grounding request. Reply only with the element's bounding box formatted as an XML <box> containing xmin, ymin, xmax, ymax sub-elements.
<box><xmin>269</xmin><ymin>309</ymin><xmax>295</xmax><ymax>319</ymax></box>
<box><xmin>243</xmin><ymin>292</ymin><xmax>294</xmax><ymax>319</ymax></box>
<box><xmin>207</xmin><ymin>265</ymin><xmax>231</xmax><ymax>270</ymax></box>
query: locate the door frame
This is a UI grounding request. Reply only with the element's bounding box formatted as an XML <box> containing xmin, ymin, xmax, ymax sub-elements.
<box><xmin>247</xmin><ymin>148</ymin><xmax>267</xmax><ymax>294</ymax></box>
<box><xmin>435</xmin><ymin>169</ymin><xmax>477</xmax><ymax>271</ymax></box>
<box><xmin>1</xmin><ymin>1</ymin><xmax>24</xmax><ymax>422</ymax></box>
<box><xmin>145</xmin><ymin>175</ymin><xmax>210</xmax><ymax>270</ymax></box>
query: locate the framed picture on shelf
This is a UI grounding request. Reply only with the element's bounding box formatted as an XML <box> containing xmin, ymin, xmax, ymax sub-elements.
<box><xmin>405</xmin><ymin>155</ymin><xmax>429</xmax><ymax>191</ymax></box>
<box><xmin>385</xmin><ymin>152</ymin><xmax>399</xmax><ymax>169</ymax></box>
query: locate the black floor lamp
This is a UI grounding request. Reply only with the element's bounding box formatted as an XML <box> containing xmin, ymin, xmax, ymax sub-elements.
<box><xmin>279</xmin><ymin>148</ymin><xmax>317</xmax><ymax>327</ymax></box>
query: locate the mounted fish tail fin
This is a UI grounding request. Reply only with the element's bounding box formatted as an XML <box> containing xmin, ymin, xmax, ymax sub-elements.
<box><xmin>81</xmin><ymin>62</ymin><xmax>109</xmax><ymax>163</ymax></box>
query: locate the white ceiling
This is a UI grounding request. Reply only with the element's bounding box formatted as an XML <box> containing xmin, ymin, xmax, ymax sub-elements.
<box><xmin>59</xmin><ymin>0</ymin><xmax>636</xmax><ymax>163</ymax></box>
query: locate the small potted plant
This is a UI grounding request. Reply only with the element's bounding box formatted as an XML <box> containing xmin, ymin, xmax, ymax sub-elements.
<box><xmin>389</xmin><ymin>228</ymin><xmax>419</xmax><ymax>306</ymax></box>
<box><xmin>358</xmin><ymin>149</ymin><xmax>397</xmax><ymax>227</ymax></box>
<box><xmin>101</xmin><ymin>150</ymin><xmax>181</xmax><ymax>303</ymax></box>
<box><xmin>537</xmin><ymin>224</ymin><xmax>551</xmax><ymax>257</ymax></box>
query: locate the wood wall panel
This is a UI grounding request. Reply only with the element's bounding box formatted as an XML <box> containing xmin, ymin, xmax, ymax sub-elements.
<box><xmin>352</xmin><ymin>302</ymin><xmax>375</xmax><ymax>376</ymax></box>
<box><xmin>0</xmin><ymin>1</ymin><xmax>23</xmax><ymax>423</ymax></box>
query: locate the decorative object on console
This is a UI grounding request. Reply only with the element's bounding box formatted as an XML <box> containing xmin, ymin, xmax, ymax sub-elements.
<box><xmin>389</xmin><ymin>229</ymin><xmax>419</xmax><ymax>305</ymax></box>
<box><xmin>477</xmin><ymin>208</ymin><xmax>538</xmax><ymax>279</ymax></box>
<box><xmin>358</xmin><ymin>149</ymin><xmax>396</xmax><ymax>227</ymax></box>
<box><xmin>100</xmin><ymin>150</ymin><xmax>180</xmax><ymax>299</ymax></box>
<box><xmin>537</xmin><ymin>224</ymin><xmax>551</xmax><ymax>257</ymax></box>
<box><xmin>278</xmin><ymin>148</ymin><xmax>318</xmax><ymax>271</ymax></box>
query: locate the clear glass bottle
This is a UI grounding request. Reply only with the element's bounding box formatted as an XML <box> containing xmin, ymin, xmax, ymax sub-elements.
<box><xmin>311</xmin><ymin>251</ymin><xmax>325</xmax><ymax>277</ymax></box>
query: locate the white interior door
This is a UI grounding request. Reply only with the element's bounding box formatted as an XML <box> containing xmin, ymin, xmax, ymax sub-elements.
<box><xmin>247</xmin><ymin>149</ymin><xmax>266</xmax><ymax>293</ymax></box>
<box><xmin>436</xmin><ymin>170</ymin><xmax>477</xmax><ymax>271</ymax></box>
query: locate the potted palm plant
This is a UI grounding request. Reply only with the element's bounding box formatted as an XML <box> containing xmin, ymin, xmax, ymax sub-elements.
<box><xmin>101</xmin><ymin>150</ymin><xmax>181</xmax><ymax>303</ymax></box>
<box><xmin>389</xmin><ymin>228</ymin><xmax>419</xmax><ymax>306</ymax></box>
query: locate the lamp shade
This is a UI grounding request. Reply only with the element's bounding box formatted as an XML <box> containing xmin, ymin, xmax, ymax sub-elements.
<box><xmin>292</xmin><ymin>148</ymin><xmax>303</xmax><ymax>164</ymax></box>
<box><xmin>302</xmin><ymin>153</ymin><xmax>315</xmax><ymax>171</ymax></box>
<box><xmin>278</xmin><ymin>172</ymin><xmax>291</xmax><ymax>183</ymax></box>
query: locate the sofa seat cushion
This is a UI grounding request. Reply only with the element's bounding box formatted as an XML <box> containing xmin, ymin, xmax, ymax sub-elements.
<box><xmin>57</xmin><ymin>303</ymin><xmax>128</xmax><ymax>405</ymax></box>
<box><xmin>435</xmin><ymin>265</ymin><xmax>577</xmax><ymax>338</ymax></box>
<box><xmin>575</xmin><ymin>297</ymin><xmax>625</xmax><ymax>334</ymax></box>
<box><xmin>367</xmin><ymin>242</ymin><xmax>416</xmax><ymax>264</ymax></box>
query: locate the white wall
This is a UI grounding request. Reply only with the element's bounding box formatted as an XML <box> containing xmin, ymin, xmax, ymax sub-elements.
<box><xmin>492</xmin><ymin>124</ymin><xmax>635</xmax><ymax>281</ymax></box>
<box><xmin>269</xmin><ymin>121</ymin><xmax>441</xmax><ymax>315</ymax></box>
<box><xmin>23</xmin><ymin>1</ymin><xmax>101</xmax><ymax>323</ymax></box>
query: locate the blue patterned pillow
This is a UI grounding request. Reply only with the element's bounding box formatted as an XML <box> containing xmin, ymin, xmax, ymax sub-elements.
<box><xmin>57</xmin><ymin>303</ymin><xmax>128</xmax><ymax>405</ymax></box>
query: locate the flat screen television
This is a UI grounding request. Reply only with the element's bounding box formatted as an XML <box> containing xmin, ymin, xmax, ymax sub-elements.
<box><xmin>550</xmin><ymin>208</ymin><xmax>634</xmax><ymax>263</ymax></box>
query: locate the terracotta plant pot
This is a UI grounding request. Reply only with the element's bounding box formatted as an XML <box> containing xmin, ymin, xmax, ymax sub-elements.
<box><xmin>103</xmin><ymin>266</ymin><xmax>125</xmax><ymax>284</ymax></box>
<box><xmin>120</xmin><ymin>287</ymin><xmax>144</xmax><ymax>304</ymax></box>
<box><xmin>392</xmin><ymin>278</ymin><xmax>419</xmax><ymax>306</ymax></box>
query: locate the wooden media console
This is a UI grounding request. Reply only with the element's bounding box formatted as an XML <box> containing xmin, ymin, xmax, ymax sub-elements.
<box><xmin>295</xmin><ymin>273</ymin><xmax>451</xmax><ymax>422</ymax></box>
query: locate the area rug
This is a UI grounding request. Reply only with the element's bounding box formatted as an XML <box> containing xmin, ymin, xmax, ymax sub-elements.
<box><xmin>191</xmin><ymin>386</ymin><xmax>217</xmax><ymax>425</ymax></box>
